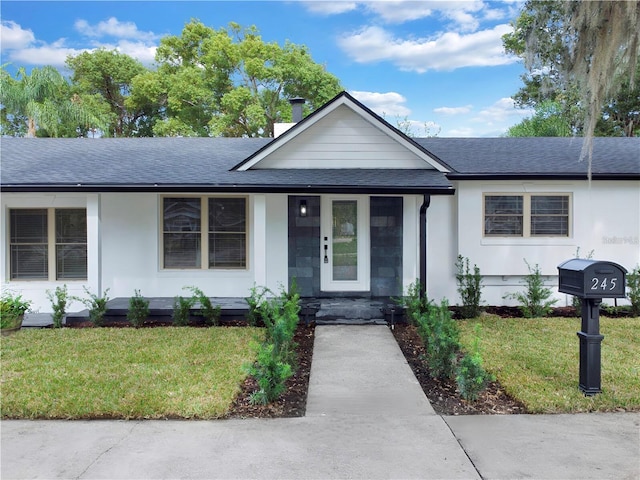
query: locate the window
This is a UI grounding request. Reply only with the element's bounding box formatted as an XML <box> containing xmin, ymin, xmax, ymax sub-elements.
<box><xmin>162</xmin><ymin>197</ymin><xmax>247</xmax><ymax>269</ymax></box>
<box><xmin>10</xmin><ymin>208</ymin><xmax>87</xmax><ymax>280</ymax></box>
<box><xmin>484</xmin><ymin>194</ymin><xmax>570</xmax><ymax>237</ymax></box>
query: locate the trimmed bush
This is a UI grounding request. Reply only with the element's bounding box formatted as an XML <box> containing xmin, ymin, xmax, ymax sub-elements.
<box><xmin>455</xmin><ymin>255</ymin><xmax>483</xmax><ymax>319</ymax></box>
<box><xmin>187</xmin><ymin>287</ymin><xmax>221</xmax><ymax>326</ymax></box>
<box><xmin>504</xmin><ymin>260</ymin><xmax>557</xmax><ymax>318</ymax></box>
<box><xmin>244</xmin><ymin>284</ymin><xmax>300</xmax><ymax>405</ymax></box>
<box><xmin>46</xmin><ymin>284</ymin><xmax>69</xmax><ymax>328</ymax></box>
<box><xmin>76</xmin><ymin>288</ymin><xmax>110</xmax><ymax>326</ymax></box>
<box><xmin>127</xmin><ymin>290</ymin><xmax>150</xmax><ymax>328</ymax></box>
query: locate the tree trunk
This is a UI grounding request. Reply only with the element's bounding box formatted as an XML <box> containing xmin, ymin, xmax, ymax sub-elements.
<box><xmin>27</xmin><ymin>117</ymin><xmax>37</xmax><ymax>137</ymax></box>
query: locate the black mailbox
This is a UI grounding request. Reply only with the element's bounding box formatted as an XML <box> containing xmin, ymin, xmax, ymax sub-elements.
<box><xmin>558</xmin><ymin>258</ymin><xmax>628</xmax><ymax>396</ymax></box>
<box><xmin>558</xmin><ymin>259</ymin><xmax>627</xmax><ymax>299</ymax></box>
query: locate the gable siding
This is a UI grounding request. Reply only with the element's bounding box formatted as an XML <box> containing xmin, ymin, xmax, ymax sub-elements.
<box><xmin>255</xmin><ymin>105</ymin><xmax>433</xmax><ymax>169</ymax></box>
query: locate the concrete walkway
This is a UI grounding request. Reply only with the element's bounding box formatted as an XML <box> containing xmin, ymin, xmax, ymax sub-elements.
<box><xmin>2</xmin><ymin>325</ymin><xmax>639</xmax><ymax>479</ymax></box>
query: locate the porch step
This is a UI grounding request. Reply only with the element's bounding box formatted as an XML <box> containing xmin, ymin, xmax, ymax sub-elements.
<box><xmin>315</xmin><ymin>317</ymin><xmax>388</xmax><ymax>326</ymax></box>
<box><xmin>313</xmin><ymin>298</ymin><xmax>387</xmax><ymax>324</ymax></box>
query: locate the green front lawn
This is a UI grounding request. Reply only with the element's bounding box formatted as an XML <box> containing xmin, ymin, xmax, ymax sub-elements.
<box><xmin>1</xmin><ymin>327</ymin><xmax>263</xmax><ymax>419</ymax></box>
<box><xmin>459</xmin><ymin>316</ymin><xmax>640</xmax><ymax>413</ymax></box>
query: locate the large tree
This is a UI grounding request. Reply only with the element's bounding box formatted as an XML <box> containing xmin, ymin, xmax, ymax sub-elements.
<box><xmin>506</xmin><ymin>101</ymin><xmax>572</xmax><ymax>137</ymax></box>
<box><xmin>0</xmin><ymin>65</ymin><xmax>108</xmax><ymax>137</ymax></box>
<box><xmin>130</xmin><ymin>20</ymin><xmax>343</xmax><ymax>137</ymax></box>
<box><xmin>503</xmin><ymin>1</ymin><xmax>640</xmax><ymax>144</ymax></box>
<box><xmin>66</xmin><ymin>49</ymin><xmax>156</xmax><ymax>137</ymax></box>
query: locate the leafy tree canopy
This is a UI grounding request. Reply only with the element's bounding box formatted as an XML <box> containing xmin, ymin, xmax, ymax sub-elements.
<box><xmin>503</xmin><ymin>0</ymin><xmax>640</xmax><ymax>143</ymax></box>
<box><xmin>1</xmin><ymin>65</ymin><xmax>109</xmax><ymax>137</ymax></box>
<box><xmin>130</xmin><ymin>20</ymin><xmax>343</xmax><ymax>137</ymax></box>
<box><xmin>66</xmin><ymin>49</ymin><xmax>157</xmax><ymax>137</ymax></box>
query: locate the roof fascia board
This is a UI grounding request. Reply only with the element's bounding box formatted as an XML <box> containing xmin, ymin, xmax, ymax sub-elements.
<box><xmin>0</xmin><ymin>185</ymin><xmax>456</xmax><ymax>195</ymax></box>
<box><xmin>446</xmin><ymin>173</ymin><xmax>640</xmax><ymax>181</ymax></box>
<box><xmin>233</xmin><ymin>92</ymin><xmax>450</xmax><ymax>172</ymax></box>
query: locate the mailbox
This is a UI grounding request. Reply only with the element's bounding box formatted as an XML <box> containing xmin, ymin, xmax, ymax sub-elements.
<box><xmin>558</xmin><ymin>259</ymin><xmax>627</xmax><ymax>299</ymax></box>
<box><xmin>558</xmin><ymin>258</ymin><xmax>628</xmax><ymax>396</ymax></box>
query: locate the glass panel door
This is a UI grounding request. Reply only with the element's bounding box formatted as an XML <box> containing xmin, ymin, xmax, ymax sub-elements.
<box><xmin>332</xmin><ymin>200</ymin><xmax>358</xmax><ymax>281</ymax></box>
<box><xmin>321</xmin><ymin>196</ymin><xmax>369</xmax><ymax>292</ymax></box>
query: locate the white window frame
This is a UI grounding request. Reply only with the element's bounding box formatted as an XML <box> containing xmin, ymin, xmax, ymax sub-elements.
<box><xmin>160</xmin><ymin>195</ymin><xmax>249</xmax><ymax>270</ymax></box>
<box><xmin>483</xmin><ymin>193</ymin><xmax>572</xmax><ymax>238</ymax></box>
<box><xmin>8</xmin><ymin>208</ymin><xmax>88</xmax><ymax>281</ymax></box>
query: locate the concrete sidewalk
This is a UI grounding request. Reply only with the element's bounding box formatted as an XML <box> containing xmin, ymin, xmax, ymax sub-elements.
<box><xmin>1</xmin><ymin>325</ymin><xmax>639</xmax><ymax>479</ymax></box>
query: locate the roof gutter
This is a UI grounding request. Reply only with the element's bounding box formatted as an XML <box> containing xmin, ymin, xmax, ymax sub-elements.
<box><xmin>419</xmin><ymin>194</ymin><xmax>431</xmax><ymax>300</ymax></box>
<box><xmin>1</xmin><ymin>184</ymin><xmax>457</xmax><ymax>195</ymax></box>
<box><xmin>446</xmin><ymin>173</ymin><xmax>640</xmax><ymax>181</ymax></box>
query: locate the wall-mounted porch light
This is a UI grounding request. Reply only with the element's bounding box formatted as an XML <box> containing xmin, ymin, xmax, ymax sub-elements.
<box><xmin>299</xmin><ymin>199</ymin><xmax>308</xmax><ymax>217</ymax></box>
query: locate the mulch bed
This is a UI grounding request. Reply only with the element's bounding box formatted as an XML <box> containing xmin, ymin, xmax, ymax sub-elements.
<box><xmin>227</xmin><ymin>320</ymin><xmax>526</xmax><ymax>418</ymax></box>
<box><xmin>226</xmin><ymin>324</ymin><xmax>315</xmax><ymax>419</ymax></box>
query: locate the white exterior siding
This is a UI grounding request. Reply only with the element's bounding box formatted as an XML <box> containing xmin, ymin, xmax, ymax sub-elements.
<box><xmin>254</xmin><ymin>105</ymin><xmax>434</xmax><ymax>170</ymax></box>
<box><xmin>455</xmin><ymin>180</ymin><xmax>640</xmax><ymax>306</ymax></box>
<box><xmin>426</xmin><ymin>195</ymin><xmax>459</xmax><ymax>304</ymax></box>
<box><xmin>1</xmin><ymin>193</ymin><xmax>93</xmax><ymax>312</ymax></box>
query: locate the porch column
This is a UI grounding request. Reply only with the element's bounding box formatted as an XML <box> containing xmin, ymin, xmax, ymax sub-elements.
<box><xmin>86</xmin><ymin>194</ymin><xmax>101</xmax><ymax>295</ymax></box>
<box><xmin>253</xmin><ymin>194</ymin><xmax>267</xmax><ymax>286</ymax></box>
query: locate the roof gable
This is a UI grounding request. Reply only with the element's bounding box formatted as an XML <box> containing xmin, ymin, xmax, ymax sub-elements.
<box><xmin>234</xmin><ymin>92</ymin><xmax>450</xmax><ymax>172</ymax></box>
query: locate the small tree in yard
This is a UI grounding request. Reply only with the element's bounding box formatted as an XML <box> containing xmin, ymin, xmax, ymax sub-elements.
<box><xmin>455</xmin><ymin>255</ymin><xmax>483</xmax><ymax>318</ymax></box>
<box><xmin>127</xmin><ymin>290</ymin><xmax>150</xmax><ymax>328</ymax></box>
<box><xmin>627</xmin><ymin>265</ymin><xmax>640</xmax><ymax>316</ymax></box>
<box><xmin>46</xmin><ymin>284</ymin><xmax>69</xmax><ymax>328</ymax></box>
<box><xmin>505</xmin><ymin>260</ymin><xmax>557</xmax><ymax>318</ymax></box>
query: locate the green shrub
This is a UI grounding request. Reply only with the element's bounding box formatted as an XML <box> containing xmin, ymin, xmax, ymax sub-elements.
<box><xmin>244</xmin><ymin>284</ymin><xmax>300</xmax><ymax>404</ymax></box>
<box><xmin>417</xmin><ymin>299</ymin><xmax>460</xmax><ymax>380</ymax></box>
<box><xmin>77</xmin><ymin>288</ymin><xmax>110</xmax><ymax>326</ymax></box>
<box><xmin>504</xmin><ymin>260</ymin><xmax>557</xmax><ymax>318</ymax></box>
<box><xmin>627</xmin><ymin>265</ymin><xmax>640</xmax><ymax>316</ymax></box>
<box><xmin>46</xmin><ymin>284</ymin><xmax>68</xmax><ymax>328</ymax></box>
<box><xmin>172</xmin><ymin>295</ymin><xmax>195</xmax><ymax>326</ymax></box>
<box><xmin>127</xmin><ymin>290</ymin><xmax>150</xmax><ymax>328</ymax></box>
<box><xmin>455</xmin><ymin>255</ymin><xmax>483</xmax><ymax>318</ymax></box>
<box><xmin>187</xmin><ymin>287</ymin><xmax>221</xmax><ymax>326</ymax></box>
<box><xmin>455</xmin><ymin>324</ymin><xmax>494</xmax><ymax>401</ymax></box>
<box><xmin>245</xmin><ymin>343</ymin><xmax>293</xmax><ymax>405</ymax></box>
<box><xmin>245</xmin><ymin>285</ymin><xmax>271</xmax><ymax>326</ymax></box>
<box><xmin>397</xmin><ymin>280</ymin><xmax>431</xmax><ymax>325</ymax></box>
<box><xmin>0</xmin><ymin>290</ymin><xmax>31</xmax><ymax>330</ymax></box>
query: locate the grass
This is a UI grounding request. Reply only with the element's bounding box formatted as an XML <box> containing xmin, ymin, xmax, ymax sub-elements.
<box><xmin>458</xmin><ymin>316</ymin><xmax>640</xmax><ymax>413</ymax></box>
<box><xmin>1</xmin><ymin>327</ymin><xmax>264</xmax><ymax>419</ymax></box>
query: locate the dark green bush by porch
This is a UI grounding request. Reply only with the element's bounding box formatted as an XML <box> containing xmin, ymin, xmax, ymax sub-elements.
<box><xmin>245</xmin><ymin>284</ymin><xmax>301</xmax><ymax>405</ymax></box>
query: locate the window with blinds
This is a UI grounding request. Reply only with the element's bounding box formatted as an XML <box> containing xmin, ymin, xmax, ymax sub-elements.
<box><xmin>162</xmin><ymin>197</ymin><xmax>247</xmax><ymax>270</ymax></box>
<box><xmin>10</xmin><ymin>208</ymin><xmax>87</xmax><ymax>280</ymax></box>
<box><xmin>484</xmin><ymin>194</ymin><xmax>570</xmax><ymax>237</ymax></box>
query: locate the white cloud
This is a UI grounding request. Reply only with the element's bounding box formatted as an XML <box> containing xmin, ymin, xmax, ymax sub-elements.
<box><xmin>301</xmin><ymin>1</ymin><xmax>358</xmax><ymax>15</ymax></box>
<box><xmin>1</xmin><ymin>20</ymin><xmax>35</xmax><ymax>50</ymax></box>
<box><xmin>6</xmin><ymin>39</ymin><xmax>85</xmax><ymax>69</ymax></box>
<box><xmin>349</xmin><ymin>90</ymin><xmax>411</xmax><ymax>116</ymax></box>
<box><xmin>74</xmin><ymin>17</ymin><xmax>157</xmax><ymax>41</ymax></box>
<box><xmin>94</xmin><ymin>40</ymin><xmax>157</xmax><ymax>66</ymax></box>
<box><xmin>338</xmin><ymin>23</ymin><xmax>515</xmax><ymax>72</ymax></box>
<box><xmin>364</xmin><ymin>0</ymin><xmax>485</xmax><ymax>31</ymax></box>
<box><xmin>473</xmin><ymin>97</ymin><xmax>531</xmax><ymax>124</ymax></box>
<box><xmin>434</xmin><ymin>105</ymin><xmax>473</xmax><ymax>115</ymax></box>
<box><xmin>446</xmin><ymin>126</ymin><xmax>475</xmax><ymax>137</ymax></box>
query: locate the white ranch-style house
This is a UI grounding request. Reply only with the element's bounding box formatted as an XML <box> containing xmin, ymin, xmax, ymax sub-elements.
<box><xmin>1</xmin><ymin>92</ymin><xmax>639</xmax><ymax>313</ymax></box>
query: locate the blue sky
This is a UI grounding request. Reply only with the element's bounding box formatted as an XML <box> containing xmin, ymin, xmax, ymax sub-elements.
<box><xmin>1</xmin><ymin>0</ymin><xmax>533</xmax><ymax>137</ymax></box>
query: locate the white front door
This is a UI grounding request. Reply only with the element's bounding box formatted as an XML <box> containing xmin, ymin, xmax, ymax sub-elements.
<box><xmin>320</xmin><ymin>196</ymin><xmax>370</xmax><ymax>292</ymax></box>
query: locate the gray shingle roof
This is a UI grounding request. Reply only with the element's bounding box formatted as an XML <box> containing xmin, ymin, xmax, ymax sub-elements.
<box><xmin>0</xmin><ymin>137</ymin><xmax>453</xmax><ymax>193</ymax></box>
<box><xmin>414</xmin><ymin>137</ymin><xmax>639</xmax><ymax>178</ymax></box>
<box><xmin>1</xmin><ymin>136</ymin><xmax>638</xmax><ymax>194</ymax></box>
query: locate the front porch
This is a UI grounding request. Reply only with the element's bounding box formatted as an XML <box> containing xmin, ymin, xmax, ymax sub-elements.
<box><xmin>22</xmin><ymin>297</ymin><xmax>405</xmax><ymax>328</ymax></box>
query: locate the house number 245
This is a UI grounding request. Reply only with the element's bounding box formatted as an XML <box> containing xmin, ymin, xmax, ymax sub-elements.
<box><xmin>591</xmin><ymin>277</ymin><xmax>618</xmax><ymax>291</ymax></box>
